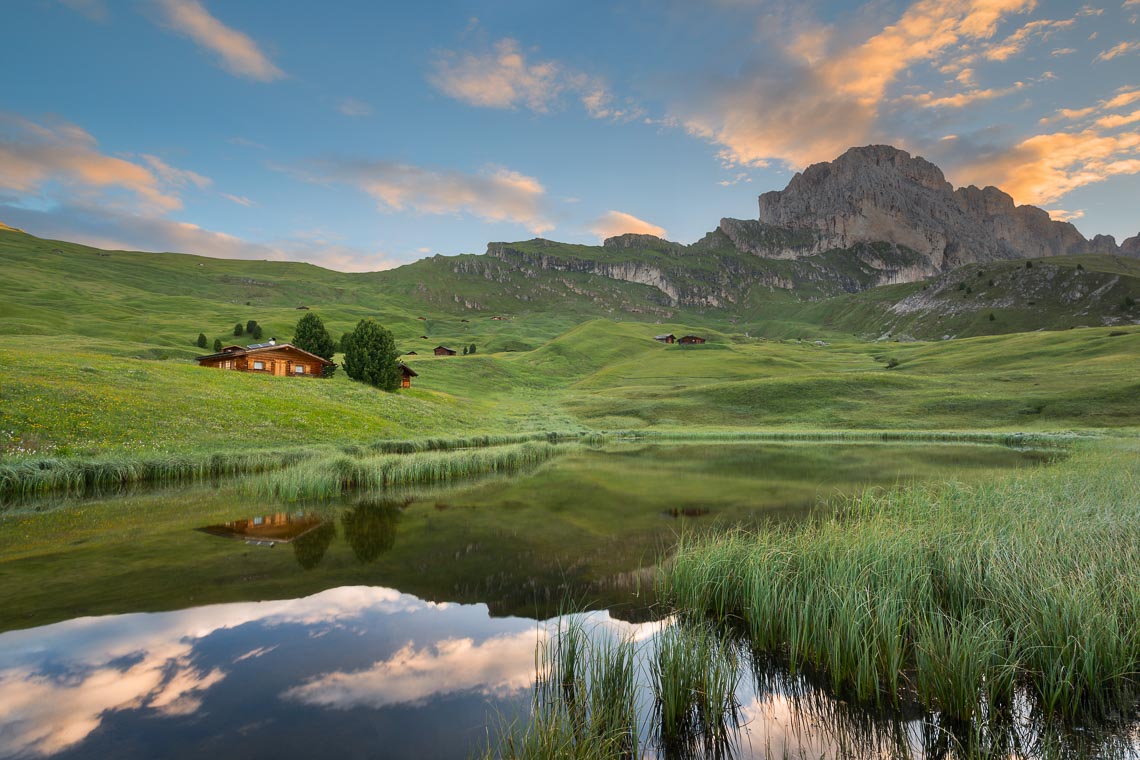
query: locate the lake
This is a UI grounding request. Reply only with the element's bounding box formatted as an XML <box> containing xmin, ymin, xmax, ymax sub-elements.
<box><xmin>0</xmin><ymin>441</ymin><xmax>1093</xmax><ymax>759</ymax></box>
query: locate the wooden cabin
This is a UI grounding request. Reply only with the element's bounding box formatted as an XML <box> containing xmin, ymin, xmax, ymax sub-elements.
<box><xmin>434</xmin><ymin>346</ymin><xmax>457</xmax><ymax>356</ymax></box>
<box><xmin>399</xmin><ymin>363</ymin><xmax>418</xmax><ymax>389</ymax></box>
<box><xmin>654</xmin><ymin>333</ymin><xmax>676</xmax><ymax>344</ymax></box>
<box><xmin>196</xmin><ymin>341</ymin><xmax>333</xmax><ymax>377</ymax></box>
<box><xmin>678</xmin><ymin>335</ymin><xmax>706</xmax><ymax>345</ymax></box>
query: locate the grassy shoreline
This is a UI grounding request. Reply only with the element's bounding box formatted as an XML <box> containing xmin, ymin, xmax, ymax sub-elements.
<box><xmin>0</xmin><ymin>428</ymin><xmax>1087</xmax><ymax>499</ymax></box>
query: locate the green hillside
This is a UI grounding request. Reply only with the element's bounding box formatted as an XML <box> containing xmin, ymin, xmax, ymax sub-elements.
<box><xmin>2</xmin><ymin>227</ymin><xmax>1139</xmax><ymax>466</ymax></box>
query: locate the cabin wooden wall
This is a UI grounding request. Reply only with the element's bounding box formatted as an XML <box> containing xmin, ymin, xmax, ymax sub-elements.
<box><xmin>199</xmin><ymin>348</ymin><xmax>325</xmax><ymax>377</ymax></box>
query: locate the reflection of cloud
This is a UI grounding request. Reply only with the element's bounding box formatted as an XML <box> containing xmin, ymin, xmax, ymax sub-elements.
<box><xmin>0</xmin><ymin>657</ymin><xmax>223</xmax><ymax>757</ymax></box>
<box><xmin>0</xmin><ymin>586</ymin><xmax>425</xmax><ymax>757</ymax></box>
<box><xmin>283</xmin><ymin>631</ymin><xmax>542</xmax><ymax>709</ymax></box>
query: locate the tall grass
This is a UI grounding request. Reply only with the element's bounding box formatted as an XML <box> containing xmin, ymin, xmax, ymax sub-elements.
<box><xmin>0</xmin><ymin>448</ymin><xmax>314</xmax><ymax>500</ymax></box>
<box><xmin>246</xmin><ymin>441</ymin><xmax>567</xmax><ymax>500</ymax></box>
<box><xmin>488</xmin><ymin>617</ymin><xmax>639</xmax><ymax>760</ymax></box>
<box><xmin>663</xmin><ymin>440</ymin><xmax>1140</xmax><ymax>724</ymax></box>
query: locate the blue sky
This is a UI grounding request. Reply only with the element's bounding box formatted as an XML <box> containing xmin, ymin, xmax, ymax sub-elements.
<box><xmin>2</xmin><ymin>0</ymin><xmax>1138</xmax><ymax>270</ymax></box>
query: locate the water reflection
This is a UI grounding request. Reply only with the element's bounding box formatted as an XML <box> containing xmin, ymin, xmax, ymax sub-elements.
<box><xmin>292</xmin><ymin>520</ymin><xmax>336</xmax><ymax>569</ymax></box>
<box><xmin>341</xmin><ymin>497</ymin><xmax>405</xmax><ymax>563</ymax></box>
<box><xmin>198</xmin><ymin>511</ymin><xmax>326</xmax><ymax>545</ymax></box>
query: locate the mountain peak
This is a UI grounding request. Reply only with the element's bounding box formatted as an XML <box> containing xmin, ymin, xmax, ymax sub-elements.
<box><xmin>756</xmin><ymin>144</ymin><xmax>1109</xmax><ymax>270</ymax></box>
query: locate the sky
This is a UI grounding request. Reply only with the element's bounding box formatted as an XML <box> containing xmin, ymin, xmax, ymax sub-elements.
<box><xmin>1</xmin><ymin>0</ymin><xmax>1138</xmax><ymax>271</ymax></box>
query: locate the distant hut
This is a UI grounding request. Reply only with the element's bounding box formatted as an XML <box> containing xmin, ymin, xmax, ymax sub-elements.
<box><xmin>654</xmin><ymin>333</ymin><xmax>676</xmax><ymax>344</ymax></box>
<box><xmin>434</xmin><ymin>346</ymin><xmax>457</xmax><ymax>356</ymax></box>
<box><xmin>678</xmin><ymin>335</ymin><xmax>706</xmax><ymax>345</ymax></box>
<box><xmin>399</xmin><ymin>363</ymin><xmax>418</xmax><ymax>389</ymax></box>
<box><xmin>405</xmin><ymin>351</ymin><xmax>418</xmax><ymax>356</ymax></box>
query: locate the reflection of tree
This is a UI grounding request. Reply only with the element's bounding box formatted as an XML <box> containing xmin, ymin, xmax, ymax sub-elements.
<box><xmin>292</xmin><ymin>520</ymin><xmax>336</xmax><ymax>570</ymax></box>
<box><xmin>341</xmin><ymin>498</ymin><xmax>404</xmax><ymax>563</ymax></box>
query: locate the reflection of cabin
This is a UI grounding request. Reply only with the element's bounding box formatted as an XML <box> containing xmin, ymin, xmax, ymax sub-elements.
<box><xmin>434</xmin><ymin>346</ymin><xmax>457</xmax><ymax>356</ymax></box>
<box><xmin>399</xmin><ymin>362</ymin><xmax>418</xmax><ymax>389</ymax></box>
<box><xmin>196</xmin><ymin>340</ymin><xmax>333</xmax><ymax>377</ymax></box>
<box><xmin>678</xmin><ymin>335</ymin><xmax>706</xmax><ymax>345</ymax></box>
<box><xmin>654</xmin><ymin>334</ymin><xmax>676</xmax><ymax>344</ymax></box>
<box><xmin>198</xmin><ymin>512</ymin><xmax>325</xmax><ymax>543</ymax></box>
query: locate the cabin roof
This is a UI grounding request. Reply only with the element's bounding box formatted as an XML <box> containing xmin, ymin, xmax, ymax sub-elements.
<box><xmin>195</xmin><ymin>342</ymin><xmax>334</xmax><ymax>364</ymax></box>
<box><xmin>434</xmin><ymin>345</ymin><xmax>455</xmax><ymax>352</ymax></box>
<box><xmin>399</xmin><ymin>362</ymin><xmax>418</xmax><ymax>377</ymax></box>
<box><xmin>655</xmin><ymin>334</ymin><xmax>675</xmax><ymax>340</ymax></box>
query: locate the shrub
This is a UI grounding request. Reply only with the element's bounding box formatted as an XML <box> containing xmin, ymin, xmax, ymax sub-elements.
<box><xmin>196</xmin><ymin>333</ymin><xmax>207</xmax><ymax>348</ymax></box>
<box><xmin>469</xmin><ymin>344</ymin><xmax>477</xmax><ymax>354</ymax></box>
<box><xmin>251</xmin><ymin>324</ymin><xmax>263</xmax><ymax>341</ymax></box>
<box><xmin>213</xmin><ymin>338</ymin><xmax>222</xmax><ymax>352</ymax></box>
<box><xmin>886</xmin><ymin>357</ymin><xmax>900</xmax><ymax>369</ymax></box>
<box><xmin>988</xmin><ymin>313</ymin><xmax>996</xmax><ymax>322</ymax></box>
<box><xmin>233</xmin><ymin>323</ymin><xmax>243</xmax><ymax>337</ymax></box>
<box><xmin>1026</xmin><ymin>260</ymin><xmax>1034</xmax><ymax>269</ymax></box>
<box><xmin>246</xmin><ymin>319</ymin><xmax>258</xmax><ymax>335</ymax></box>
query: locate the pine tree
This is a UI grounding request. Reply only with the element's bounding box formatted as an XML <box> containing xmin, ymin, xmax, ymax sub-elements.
<box><xmin>213</xmin><ymin>338</ymin><xmax>223</xmax><ymax>352</ymax></box>
<box><xmin>246</xmin><ymin>319</ymin><xmax>258</xmax><ymax>335</ymax></box>
<box><xmin>292</xmin><ymin>312</ymin><xmax>336</xmax><ymax>360</ymax></box>
<box><xmin>342</xmin><ymin>319</ymin><xmax>401</xmax><ymax>391</ymax></box>
<box><xmin>251</xmin><ymin>324</ymin><xmax>264</xmax><ymax>341</ymax></box>
<box><xmin>196</xmin><ymin>333</ymin><xmax>207</xmax><ymax>348</ymax></box>
<box><xmin>469</xmin><ymin>344</ymin><xmax>476</xmax><ymax>355</ymax></box>
<box><xmin>234</xmin><ymin>323</ymin><xmax>244</xmax><ymax>337</ymax></box>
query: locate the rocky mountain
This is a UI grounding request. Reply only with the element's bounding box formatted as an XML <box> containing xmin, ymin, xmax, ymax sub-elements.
<box><xmin>737</xmin><ymin>144</ymin><xmax>1134</xmax><ymax>271</ymax></box>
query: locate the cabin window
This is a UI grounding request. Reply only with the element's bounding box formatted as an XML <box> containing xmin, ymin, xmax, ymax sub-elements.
<box><xmin>222</xmin><ymin>360</ymin><xmax>233</xmax><ymax>369</ymax></box>
<box><xmin>294</xmin><ymin>365</ymin><xmax>305</xmax><ymax>374</ymax></box>
<box><xmin>253</xmin><ymin>360</ymin><xmax>265</xmax><ymax>370</ymax></box>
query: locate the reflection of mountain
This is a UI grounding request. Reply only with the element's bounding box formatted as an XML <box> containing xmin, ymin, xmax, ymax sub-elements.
<box><xmin>292</xmin><ymin>521</ymin><xmax>337</xmax><ymax>570</ymax></box>
<box><xmin>342</xmin><ymin>499</ymin><xmax>404</xmax><ymax>563</ymax></box>
<box><xmin>199</xmin><ymin>512</ymin><xmax>325</xmax><ymax>544</ymax></box>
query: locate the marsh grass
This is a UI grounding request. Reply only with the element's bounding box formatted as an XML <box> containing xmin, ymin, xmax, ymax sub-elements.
<box><xmin>653</xmin><ymin>621</ymin><xmax>741</xmax><ymax>757</ymax></box>
<box><xmin>0</xmin><ymin>448</ymin><xmax>313</xmax><ymax>499</ymax></box>
<box><xmin>663</xmin><ymin>440</ymin><xmax>1140</xmax><ymax>725</ymax></box>
<box><xmin>246</xmin><ymin>441</ymin><xmax>567</xmax><ymax>500</ymax></box>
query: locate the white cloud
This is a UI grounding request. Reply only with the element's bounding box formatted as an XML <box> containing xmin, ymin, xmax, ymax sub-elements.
<box><xmin>221</xmin><ymin>193</ymin><xmax>255</xmax><ymax>207</ymax></box>
<box><xmin>309</xmin><ymin>159</ymin><xmax>554</xmax><ymax>234</ymax></box>
<box><xmin>589</xmin><ymin>210</ymin><xmax>667</xmax><ymax>240</ymax></box>
<box><xmin>153</xmin><ymin>0</ymin><xmax>284</xmax><ymax>82</ymax></box>
<box><xmin>1095</xmin><ymin>39</ymin><xmax>1140</xmax><ymax>60</ymax></box>
<box><xmin>337</xmin><ymin>98</ymin><xmax>373</xmax><ymax>117</ymax></box>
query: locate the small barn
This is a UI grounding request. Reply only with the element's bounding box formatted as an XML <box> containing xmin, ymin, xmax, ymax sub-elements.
<box><xmin>678</xmin><ymin>335</ymin><xmax>706</xmax><ymax>345</ymax></box>
<box><xmin>434</xmin><ymin>346</ymin><xmax>457</xmax><ymax>356</ymax></box>
<box><xmin>399</xmin><ymin>363</ymin><xmax>418</xmax><ymax>389</ymax></box>
<box><xmin>654</xmin><ymin>334</ymin><xmax>676</xmax><ymax>344</ymax></box>
<box><xmin>196</xmin><ymin>340</ymin><xmax>333</xmax><ymax>377</ymax></box>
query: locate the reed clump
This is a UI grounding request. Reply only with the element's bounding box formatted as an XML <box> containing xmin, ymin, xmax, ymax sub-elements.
<box><xmin>663</xmin><ymin>440</ymin><xmax>1140</xmax><ymax>723</ymax></box>
<box><xmin>246</xmin><ymin>441</ymin><xmax>566</xmax><ymax>500</ymax></box>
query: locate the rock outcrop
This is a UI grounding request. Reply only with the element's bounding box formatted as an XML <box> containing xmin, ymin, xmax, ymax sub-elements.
<box><xmin>753</xmin><ymin>145</ymin><xmax>1125</xmax><ymax>270</ymax></box>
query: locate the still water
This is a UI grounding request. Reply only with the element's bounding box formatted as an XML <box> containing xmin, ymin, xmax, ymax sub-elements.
<box><xmin>0</xmin><ymin>442</ymin><xmax>1077</xmax><ymax>758</ymax></box>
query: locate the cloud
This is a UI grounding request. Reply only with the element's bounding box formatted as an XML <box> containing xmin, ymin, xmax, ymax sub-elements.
<box><xmin>672</xmin><ymin>0</ymin><xmax>1038</xmax><ymax>169</ymax></box>
<box><xmin>221</xmin><ymin>193</ymin><xmax>255</xmax><ymax>207</ymax></box>
<box><xmin>1095</xmin><ymin>39</ymin><xmax>1140</xmax><ymax>60</ymax></box>
<box><xmin>1050</xmin><ymin>47</ymin><xmax>1077</xmax><ymax>55</ymax></box>
<box><xmin>308</xmin><ymin>159</ymin><xmax>554</xmax><ymax>234</ymax></box>
<box><xmin>1096</xmin><ymin>108</ymin><xmax>1140</xmax><ymax>128</ymax></box>
<box><xmin>337</xmin><ymin>98</ymin><xmax>373</xmax><ymax>117</ymax></box>
<box><xmin>589</xmin><ymin>211</ymin><xmax>667</xmax><ymax>240</ymax></box>
<box><xmin>429</xmin><ymin>38</ymin><xmax>561</xmax><ymax>112</ymax></box>
<box><xmin>153</xmin><ymin>0</ymin><xmax>284</xmax><ymax>81</ymax></box>
<box><xmin>983</xmin><ymin>17</ymin><xmax>1076</xmax><ymax>62</ymax></box>
<box><xmin>901</xmin><ymin>82</ymin><xmax>1026</xmax><ymax>109</ymax></box>
<box><xmin>429</xmin><ymin>38</ymin><xmax>639</xmax><ymax>122</ymax></box>
<box><xmin>951</xmin><ymin>129</ymin><xmax>1140</xmax><ymax>205</ymax></box>
<box><xmin>0</xmin><ymin>114</ymin><xmax>186</xmax><ymax>212</ymax></box>
<box><xmin>57</xmin><ymin>0</ymin><xmax>108</xmax><ymax>21</ymax></box>
<box><xmin>0</xmin><ymin>203</ymin><xmax>400</xmax><ymax>272</ymax></box>
<box><xmin>1045</xmin><ymin>208</ymin><xmax>1085</xmax><ymax>222</ymax></box>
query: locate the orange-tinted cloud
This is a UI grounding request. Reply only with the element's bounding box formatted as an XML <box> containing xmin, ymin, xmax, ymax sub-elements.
<box><xmin>1095</xmin><ymin>39</ymin><xmax>1140</xmax><ymax>61</ymax></box>
<box><xmin>952</xmin><ymin>129</ymin><xmax>1140</xmax><ymax>205</ymax></box>
<box><xmin>312</xmin><ymin>159</ymin><xmax>554</xmax><ymax>234</ymax></box>
<box><xmin>589</xmin><ymin>211</ymin><xmax>667</xmax><ymax>240</ymax></box>
<box><xmin>0</xmin><ymin>115</ymin><xmax>185</xmax><ymax>212</ymax></box>
<box><xmin>429</xmin><ymin>38</ymin><xmax>562</xmax><ymax>112</ymax></box>
<box><xmin>154</xmin><ymin>0</ymin><xmax>284</xmax><ymax>81</ymax></box>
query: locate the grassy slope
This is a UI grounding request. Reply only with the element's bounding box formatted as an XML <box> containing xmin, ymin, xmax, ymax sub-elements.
<box><xmin>2</xmin><ymin>229</ymin><xmax>1139</xmax><ymax>459</ymax></box>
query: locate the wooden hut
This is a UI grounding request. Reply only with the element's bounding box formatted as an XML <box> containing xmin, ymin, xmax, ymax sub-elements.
<box><xmin>195</xmin><ymin>340</ymin><xmax>333</xmax><ymax>377</ymax></box>
<box><xmin>678</xmin><ymin>335</ymin><xmax>706</xmax><ymax>345</ymax></box>
<box><xmin>433</xmin><ymin>346</ymin><xmax>457</xmax><ymax>356</ymax></box>
<box><xmin>399</xmin><ymin>363</ymin><xmax>418</xmax><ymax>389</ymax></box>
<box><xmin>654</xmin><ymin>333</ymin><xmax>676</xmax><ymax>344</ymax></box>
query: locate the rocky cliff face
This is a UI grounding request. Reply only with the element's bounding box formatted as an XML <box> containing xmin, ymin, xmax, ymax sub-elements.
<box><xmin>753</xmin><ymin>145</ymin><xmax>1126</xmax><ymax>270</ymax></box>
